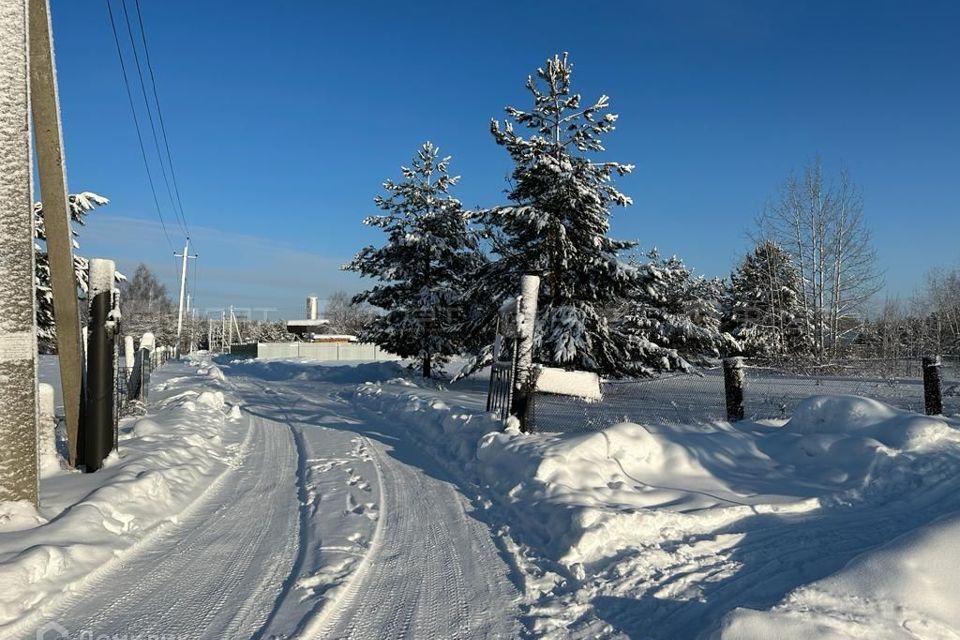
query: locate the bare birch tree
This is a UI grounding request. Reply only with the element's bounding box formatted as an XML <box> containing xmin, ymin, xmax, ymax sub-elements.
<box><xmin>757</xmin><ymin>159</ymin><xmax>882</xmax><ymax>360</ymax></box>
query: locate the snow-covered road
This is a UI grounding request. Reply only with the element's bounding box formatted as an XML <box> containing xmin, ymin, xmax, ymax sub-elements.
<box><xmin>32</xmin><ymin>359</ymin><xmax>520</xmax><ymax>639</ymax></box>
<box><xmin>43</xmin><ymin>411</ymin><xmax>300</xmax><ymax>638</ymax></box>
<box><xmin>235</xmin><ymin>370</ymin><xmax>522</xmax><ymax>639</ymax></box>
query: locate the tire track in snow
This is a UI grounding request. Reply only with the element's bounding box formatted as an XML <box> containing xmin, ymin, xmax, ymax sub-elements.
<box><xmin>33</xmin><ymin>412</ymin><xmax>301</xmax><ymax>640</ymax></box>
<box><xmin>251</xmin><ymin>376</ymin><xmax>522</xmax><ymax>640</ymax></box>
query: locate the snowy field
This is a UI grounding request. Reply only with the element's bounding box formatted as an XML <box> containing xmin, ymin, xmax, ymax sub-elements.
<box><xmin>5</xmin><ymin>354</ymin><xmax>960</xmax><ymax>638</ymax></box>
<box><xmin>529</xmin><ymin>367</ymin><xmax>960</xmax><ymax>432</ymax></box>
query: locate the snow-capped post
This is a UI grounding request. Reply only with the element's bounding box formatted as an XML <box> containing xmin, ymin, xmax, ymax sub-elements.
<box><xmin>723</xmin><ymin>357</ymin><xmax>745</xmax><ymax>422</ymax></box>
<box><xmin>84</xmin><ymin>258</ymin><xmax>116</xmax><ymax>471</ymax></box>
<box><xmin>922</xmin><ymin>355</ymin><xmax>943</xmax><ymax>416</ymax></box>
<box><xmin>0</xmin><ymin>0</ymin><xmax>40</xmax><ymax>506</ymax></box>
<box><xmin>511</xmin><ymin>274</ymin><xmax>540</xmax><ymax>431</ymax></box>
<box><xmin>29</xmin><ymin>0</ymin><xmax>88</xmax><ymax>469</ymax></box>
<box><xmin>128</xmin><ymin>332</ymin><xmax>155</xmax><ymax>402</ymax></box>
<box><xmin>38</xmin><ymin>383</ymin><xmax>57</xmax><ymax>468</ymax></box>
<box><xmin>124</xmin><ymin>335</ymin><xmax>135</xmax><ymax>371</ymax></box>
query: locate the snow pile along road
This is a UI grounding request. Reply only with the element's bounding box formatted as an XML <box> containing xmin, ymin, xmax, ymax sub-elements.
<box><xmin>353</xmin><ymin>376</ymin><xmax>960</xmax><ymax>639</ymax></box>
<box><xmin>0</xmin><ymin>356</ymin><xmax>246</xmax><ymax>637</ymax></box>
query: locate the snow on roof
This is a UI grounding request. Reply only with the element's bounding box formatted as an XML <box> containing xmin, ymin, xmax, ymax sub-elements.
<box><xmin>286</xmin><ymin>319</ymin><xmax>331</xmax><ymax>327</ymax></box>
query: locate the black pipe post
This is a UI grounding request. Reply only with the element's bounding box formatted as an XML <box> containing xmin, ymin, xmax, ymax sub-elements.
<box><xmin>83</xmin><ymin>259</ymin><xmax>116</xmax><ymax>471</ymax></box>
<box><xmin>723</xmin><ymin>357</ymin><xmax>745</xmax><ymax>422</ymax></box>
<box><xmin>923</xmin><ymin>355</ymin><xmax>943</xmax><ymax>416</ymax></box>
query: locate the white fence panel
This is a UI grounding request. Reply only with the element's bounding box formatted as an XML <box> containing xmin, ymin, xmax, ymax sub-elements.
<box><xmin>252</xmin><ymin>342</ymin><xmax>400</xmax><ymax>362</ymax></box>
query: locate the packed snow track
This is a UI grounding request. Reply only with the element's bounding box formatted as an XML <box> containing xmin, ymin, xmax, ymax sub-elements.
<box><xmin>24</xmin><ymin>358</ymin><xmax>520</xmax><ymax>639</ymax></box>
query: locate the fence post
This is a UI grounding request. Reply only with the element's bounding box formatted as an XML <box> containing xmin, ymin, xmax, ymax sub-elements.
<box><xmin>38</xmin><ymin>383</ymin><xmax>57</xmax><ymax>470</ymax></box>
<box><xmin>723</xmin><ymin>357</ymin><xmax>745</xmax><ymax>422</ymax></box>
<box><xmin>124</xmin><ymin>335</ymin><xmax>135</xmax><ymax>371</ymax></box>
<box><xmin>511</xmin><ymin>274</ymin><xmax>540</xmax><ymax>431</ymax></box>
<box><xmin>0</xmin><ymin>0</ymin><xmax>40</xmax><ymax>506</ymax></box>
<box><xmin>922</xmin><ymin>355</ymin><xmax>943</xmax><ymax>416</ymax></box>
<box><xmin>83</xmin><ymin>259</ymin><xmax>115</xmax><ymax>472</ymax></box>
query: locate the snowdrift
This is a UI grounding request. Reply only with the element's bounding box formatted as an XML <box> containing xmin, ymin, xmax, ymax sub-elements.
<box><xmin>351</xmin><ymin>376</ymin><xmax>960</xmax><ymax>638</ymax></box>
<box><xmin>0</xmin><ymin>355</ymin><xmax>247</xmax><ymax>636</ymax></box>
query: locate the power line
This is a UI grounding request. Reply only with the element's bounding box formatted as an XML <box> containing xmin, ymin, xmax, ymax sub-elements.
<box><xmin>132</xmin><ymin>0</ymin><xmax>191</xmax><ymax>241</ymax></box>
<box><xmin>117</xmin><ymin>0</ymin><xmax>188</xmax><ymax>239</ymax></box>
<box><xmin>104</xmin><ymin>0</ymin><xmax>175</xmax><ymax>253</ymax></box>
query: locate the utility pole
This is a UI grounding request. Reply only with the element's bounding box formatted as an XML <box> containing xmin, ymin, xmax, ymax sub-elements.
<box><xmin>173</xmin><ymin>239</ymin><xmax>197</xmax><ymax>359</ymax></box>
<box><xmin>0</xmin><ymin>0</ymin><xmax>39</xmax><ymax>504</ymax></box>
<box><xmin>221</xmin><ymin>310</ymin><xmax>226</xmax><ymax>353</ymax></box>
<box><xmin>29</xmin><ymin>0</ymin><xmax>86</xmax><ymax>467</ymax></box>
<box><xmin>232</xmin><ymin>309</ymin><xmax>243</xmax><ymax>344</ymax></box>
<box><xmin>227</xmin><ymin>305</ymin><xmax>234</xmax><ymax>352</ymax></box>
<box><xmin>189</xmin><ymin>309</ymin><xmax>197</xmax><ymax>354</ymax></box>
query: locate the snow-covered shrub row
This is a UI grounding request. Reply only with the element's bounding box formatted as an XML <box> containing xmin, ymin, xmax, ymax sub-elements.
<box><xmin>0</xmin><ymin>356</ymin><xmax>245</xmax><ymax>635</ymax></box>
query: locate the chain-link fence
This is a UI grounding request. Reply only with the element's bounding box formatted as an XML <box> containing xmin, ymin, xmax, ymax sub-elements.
<box><xmin>525</xmin><ymin>361</ymin><xmax>960</xmax><ymax>433</ymax></box>
<box><xmin>113</xmin><ymin>352</ymin><xmax>154</xmax><ymax>430</ymax></box>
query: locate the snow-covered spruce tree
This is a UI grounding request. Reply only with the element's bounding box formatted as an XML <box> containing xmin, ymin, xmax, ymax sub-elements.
<box><xmin>346</xmin><ymin>142</ymin><xmax>484</xmax><ymax>378</ymax></box>
<box><xmin>618</xmin><ymin>251</ymin><xmax>737</xmax><ymax>371</ymax></box>
<box><xmin>722</xmin><ymin>240</ymin><xmax>811</xmax><ymax>359</ymax></box>
<box><xmin>34</xmin><ymin>192</ymin><xmax>112</xmax><ymax>352</ymax></box>
<box><xmin>470</xmin><ymin>53</ymin><xmax>642</xmax><ymax>376</ymax></box>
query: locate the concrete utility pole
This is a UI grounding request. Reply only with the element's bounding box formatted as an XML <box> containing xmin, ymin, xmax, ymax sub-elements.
<box><xmin>227</xmin><ymin>305</ymin><xmax>234</xmax><ymax>352</ymax></box>
<box><xmin>0</xmin><ymin>0</ymin><xmax>40</xmax><ymax>504</ymax></box>
<box><xmin>173</xmin><ymin>239</ymin><xmax>197</xmax><ymax>359</ymax></box>
<box><xmin>189</xmin><ymin>309</ymin><xmax>197</xmax><ymax>354</ymax></box>
<box><xmin>232</xmin><ymin>309</ymin><xmax>243</xmax><ymax>344</ymax></box>
<box><xmin>220</xmin><ymin>310</ymin><xmax>226</xmax><ymax>353</ymax></box>
<box><xmin>29</xmin><ymin>0</ymin><xmax>86</xmax><ymax>467</ymax></box>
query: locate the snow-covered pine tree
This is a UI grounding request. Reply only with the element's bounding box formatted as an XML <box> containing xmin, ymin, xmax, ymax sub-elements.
<box><xmin>34</xmin><ymin>192</ymin><xmax>112</xmax><ymax>352</ymax></box>
<box><xmin>723</xmin><ymin>240</ymin><xmax>811</xmax><ymax>360</ymax></box>
<box><xmin>471</xmin><ymin>53</ymin><xmax>641</xmax><ymax>376</ymax></box>
<box><xmin>618</xmin><ymin>251</ymin><xmax>737</xmax><ymax>372</ymax></box>
<box><xmin>346</xmin><ymin>142</ymin><xmax>484</xmax><ymax>378</ymax></box>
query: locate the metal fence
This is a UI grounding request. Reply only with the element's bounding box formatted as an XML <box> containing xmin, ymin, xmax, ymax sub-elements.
<box><xmin>113</xmin><ymin>350</ymin><xmax>157</xmax><ymax>429</ymax></box>
<box><xmin>487</xmin><ymin>362</ymin><xmax>515</xmax><ymax>421</ymax></box>
<box><xmin>525</xmin><ymin>363</ymin><xmax>960</xmax><ymax>433</ymax></box>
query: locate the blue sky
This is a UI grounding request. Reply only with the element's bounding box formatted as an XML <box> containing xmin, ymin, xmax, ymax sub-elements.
<box><xmin>51</xmin><ymin>0</ymin><xmax>960</xmax><ymax>319</ymax></box>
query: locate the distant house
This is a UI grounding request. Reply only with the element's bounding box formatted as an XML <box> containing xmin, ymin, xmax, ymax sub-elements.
<box><xmin>285</xmin><ymin>319</ymin><xmax>331</xmax><ymax>341</ymax></box>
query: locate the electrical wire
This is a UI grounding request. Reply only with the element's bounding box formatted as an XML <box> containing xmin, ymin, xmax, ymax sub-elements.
<box><xmin>118</xmin><ymin>0</ymin><xmax>187</xmax><ymax>239</ymax></box>
<box><xmin>132</xmin><ymin>0</ymin><xmax>191</xmax><ymax>241</ymax></box>
<box><xmin>104</xmin><ymin>0</ymin><xmax>175</xmax><ymax>253</ymax></box>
